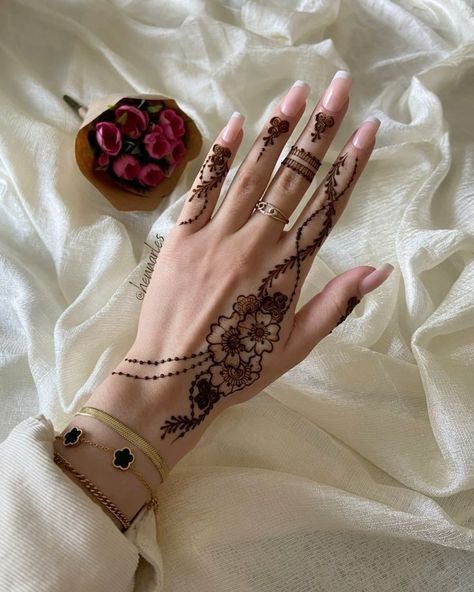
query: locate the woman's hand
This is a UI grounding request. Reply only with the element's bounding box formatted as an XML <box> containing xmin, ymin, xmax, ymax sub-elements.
<box><xmin>87</xmin><ymin>72</ymin><xmax>393</xmax><ymax>471</ymax></box>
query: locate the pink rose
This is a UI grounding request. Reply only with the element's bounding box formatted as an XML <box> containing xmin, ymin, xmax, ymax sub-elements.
<box><xmin>95</xmin><ymin>122</ymin><xmax>122</xmax><ymax>156</ymax></box>
<box><xmin>169</xmin><ymin>139</ymin><xmax>186</xmax><ymax>164</ymax></box>
<box><xmin>158</xmin><ymin>109</ymin><xmax>185</xmax><ymax>140</ymax></box>
<box><xmin>137</xmin><ymin>163</ymin><xmax>165</xmax><ymax>187</ymax></box>
<box><xmin>143</xmin><ymin>126</ymin><xmax>171</xmax><ymax>159</ymax></box>
<box><xmin>115</xmin><ymin>105</ymin><xmax>149</xmax><ymax>139</ymax></box>
<box><xmin>98</xmin><ymin>152</ymin><xmax>110</xmax><ymax>167</ymax></box>
<box><xmin>112</xmin><ymin>155</ymin><xmax>141</xmax><ymax>180</ymax></box>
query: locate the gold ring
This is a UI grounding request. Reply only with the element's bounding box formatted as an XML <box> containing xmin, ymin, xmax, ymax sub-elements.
<box><xmin>253</xmin><ymin>201</ymin><xmax>289</xmax><ymax>224</ymax></box>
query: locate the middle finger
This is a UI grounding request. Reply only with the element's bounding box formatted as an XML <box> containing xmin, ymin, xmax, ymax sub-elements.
<box><xmin>246</xmin><ymin>70</ymin><xmax>353</xmax><ymax>241</ymax></box>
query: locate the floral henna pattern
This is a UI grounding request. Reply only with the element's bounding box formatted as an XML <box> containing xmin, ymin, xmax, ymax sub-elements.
<box><xmin>159</xmin><ymin>293</ymin><xmax>283</xmax><ymax>441</ymax></box>
<box><xmin>179</xmin><ymin>144</ymin><xmax>231</xmax><ymax>225</ymax></box>
<box><xmin>257</xmin><ymin>116</ymin><xmax>290</xmax><ymax>161</ymax></box>
<box><xmin>311</xmin><ymin>112</ymin><xmax>335</xmax><ymax>142</ymax></box>
<box><xmin>113</xmin><ymin>153</ymin><xmax>359</xmax><ymax>444</ymax></box>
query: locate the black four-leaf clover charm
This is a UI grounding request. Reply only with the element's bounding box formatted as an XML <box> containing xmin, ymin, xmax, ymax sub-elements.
<box><xmin>63</xmin><ymin>426</ymin><xmax>83</xmax><ymax>447</ymax></box>
<box><xmin>113</xmin><ymin>447</ymin><xmax>135</xmax><ymax>471</ymax></box>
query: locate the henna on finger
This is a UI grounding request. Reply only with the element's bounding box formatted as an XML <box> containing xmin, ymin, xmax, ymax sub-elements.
<box><xmin>258</xmin><ymin>153</ymin><xmax>358</xmax><ymax>299</ymax></box>
<box><xmin>336</xmin><ymin>296</ymin><xmax>361</xmax><ymax>326</ymax></box>
<box><xmin>256</xmin><ymin>117</ymin><xmax>290</xmax><ymax>162</ymax></box>
<box><xmin>179</xmin><ymin>144</ymin><xmax>231</xmax><ymax>226</ymax></box>
<box><xmin>311</xmin><ymin>112</ymin><xmax>335</xmax><ymax>142</ymax></box>
<box><xmin>281</xmin><ymin>145</ymin><xmax>321</xmax><ymax>182</ymax></box>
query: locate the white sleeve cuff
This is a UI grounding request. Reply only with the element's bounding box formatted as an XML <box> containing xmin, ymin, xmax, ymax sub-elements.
<box><xmin>0</xmin><ymin>414</ymin><xmax>164</xmax><ymax>591</ymax></box>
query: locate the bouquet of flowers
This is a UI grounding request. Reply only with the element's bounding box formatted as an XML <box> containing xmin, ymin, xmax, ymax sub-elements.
<box><xmin>72</xmin><ymin>93</ymin><xmax>202</xmax><ymax>211</ymax></box>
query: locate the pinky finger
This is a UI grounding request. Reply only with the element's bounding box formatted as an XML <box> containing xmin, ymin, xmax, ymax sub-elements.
<box><xmin>283</xmin><ymin>263</ymin><xmax>394</xmax><ymax>366</ymax></box>
<box><xmin>177</xmin><ymin>112</ymin><xmax>245</xmax><ymax>231</ymax></box>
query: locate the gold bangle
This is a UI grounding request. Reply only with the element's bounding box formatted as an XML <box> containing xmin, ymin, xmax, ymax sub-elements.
<box><xmin>76</xmin><ymin>406</ymin><xmax>170</xmax><ymax>483</ymax></box>
<box><xmin>53</xmin><ymin>451</ymin><xmax>130</xmax><ymax>531</ymax></box>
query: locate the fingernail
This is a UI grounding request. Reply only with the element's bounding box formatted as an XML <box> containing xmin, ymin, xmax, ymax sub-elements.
<box><xmin>321</xmin><ymin>70</ymin><xmax>352</xmax><ymax>112</ymax></box>
<box><xmin>222</xmin><ymin>111</ymin><xmax>245</xmax><ymax>142</ymax></box>
<box><xmin>280</xmin><ymin>80</ymin><xmax>311</xmax><ymax>117</ymax></box>
<box><xmin>359</xmin><ymin>263</ymin><xmax>394</xmax><ymax>296</ymax></box>
<box><xmin>352</xmin><ymin>116</ymin><xmax>381</xmax><ymax>149</ymax></box>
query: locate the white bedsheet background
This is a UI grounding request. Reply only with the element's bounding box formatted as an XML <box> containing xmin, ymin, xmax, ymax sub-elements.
<box><xmin>1</xmin><ymin>0</ymin><xmax>474</xmax><ymax>590</ymax></box>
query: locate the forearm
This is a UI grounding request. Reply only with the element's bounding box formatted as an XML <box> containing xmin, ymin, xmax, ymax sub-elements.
<box><xmin>53</xmin><ymin>345</ymin><xmax>224</xmax><ymax>530</ymax></box>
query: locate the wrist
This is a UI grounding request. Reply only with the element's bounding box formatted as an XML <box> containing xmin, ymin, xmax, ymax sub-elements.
<box><xmin>53</xmin><ymin>418</ymin><xmax>151</xmax><ymax>531</ymax></box>
<box><xmin>84</xmin><ymin>339</ymin><xmax>226</xmax><ymax>470</ymax></box>
<box><xmin>56</xmin><ymin>340</ymin><xmax>225</xmax><ymax>529</ymax></box>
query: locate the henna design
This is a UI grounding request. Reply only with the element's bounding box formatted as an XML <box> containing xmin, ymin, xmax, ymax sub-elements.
<box><xmin>124</xmin><ymin>351</ymin><xmax>207</xmax><ymax>365</ymax></box>
<box><xmin>112</xmin><ymin>152</ymin><xmax>359</xmax><ymax>444</ymax></box>
<box><xmin>112</xmin><ymin>354</ymin><xmax>211</xmax><ymax>380</ymax></box>
<box><xmin>258</xmin><ymin>153</ymin><xmax>358</xmax><ymax>298</ymax></box>
<box><xmin>285</xmin><ymin>145</ymin><xmax>321</xmax><ymax>171</ymax></box>
<box><xmin>179</xmin><ymin>144</ymin><xmax>231</xmax><ymax>225</ymax></box>
<box><xmin>281</xmin><ymin>158</ymin><xmax>316</xmax><ymax>182</ymax></box>
<box><xmin>335</xmin><ymin>296</ymin><xmax>361</xmax><ymax>326</ymax></box>
<box><xmin>257</xmin><ymin>117</ymin><xmax>290</xmax><ymax>161</ymax></box>
<box><xmin>311</xmin><ymin>112</ymin><xmax>335</xmax><ymax>142</ymax></box>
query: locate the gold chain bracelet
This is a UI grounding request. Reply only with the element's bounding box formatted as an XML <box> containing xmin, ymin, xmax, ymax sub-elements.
<box><xmin>53</xmin><ymin>450</ymin><xmax>130</xmax><ymax>531</ymax></box>
<box><xmin>55</xmin><ymin>425</ymin><xmax>160</xmax><ymax>531</ymax></box>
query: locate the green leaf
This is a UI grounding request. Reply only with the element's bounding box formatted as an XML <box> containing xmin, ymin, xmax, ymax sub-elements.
<box><xmin>131</xmin><ymin>146</ymin><xmax>141</xmax><ymax>155</ymax></box>
<box><xmin>107</xmin><ymin>103</ymin><xmax>117</xmax><ymax>109</ymax></box>
<box><xmin>137</xmin><ymin>100</ymin><xmax>146</xmax><ymax>109</ymax></box>
<box><xmin>147</xmin><ymin>103</ymin><xmax>163</xmax><ymax>113</ymax></box>
<box><xmin>117</xmin><ymin>112</ymin><xmax>128</xmax><ymax>126</ymax></box>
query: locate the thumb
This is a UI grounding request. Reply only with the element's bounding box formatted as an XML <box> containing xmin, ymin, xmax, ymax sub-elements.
<box><xmin>284</xmin><ymin>263</ymin><xmax>394</xmax><ymax>364</ymax></box>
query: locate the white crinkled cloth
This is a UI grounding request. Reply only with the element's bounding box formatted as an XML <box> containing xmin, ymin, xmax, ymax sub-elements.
<box><xmin>0</xmin><ymin>0</ymin><xmax>473</xmax><ymax>590</ymax></box>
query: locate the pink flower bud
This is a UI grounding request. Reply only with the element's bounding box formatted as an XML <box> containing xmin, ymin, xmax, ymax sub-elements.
<box><xmin>169</xmin><ymin>139</ymin><xmax>186</xmax><ymax>164</ymax></box>
<box><xmin>98</xmin><ymin>152</ymin><xmax>110</xmax><ymax>167</ymax></box>
<box><xmin>115</xmin><ymin>105</ymin><xmax>149</xmax><ymax>139</ymax></box>
<box><xmin>95</xmin><ymin>122</ymin><xmax>122</xmax><ymax>156</ymax></box>
<box><xmin>143</xmin><ymin>129</ymin><xmax>171</xmax><ymax>160</ymax></box>
<box><xmin>137</xmin><ymin>163</ymin><xmax>165</xmax><ymax>187</ymax></box>
<box><xmin>112</xmin><ymin>154</ymin><xmax>141</xmax><ymax>180</ymax></box>
<box><xmin>158</xmin><ymin>109</ymin><xmax>185</xmax><ymax>141</ymax></box>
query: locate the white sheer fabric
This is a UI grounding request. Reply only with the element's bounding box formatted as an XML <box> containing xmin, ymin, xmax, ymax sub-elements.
<box><xmin>0</xmin><ymin>0</ymin><xmax>473</xmax><ymax>590</ymax></box>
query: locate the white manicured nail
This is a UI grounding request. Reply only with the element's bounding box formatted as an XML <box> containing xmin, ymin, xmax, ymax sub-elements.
<box><xmin>222</xmin><ymin>112</ymin><xmax>245</xmax><ymax>142</ymax></box>
<box><xmin>359</xmin><ymin>263</ymin><xmax>394</xmax><ymax>296</ymax></box>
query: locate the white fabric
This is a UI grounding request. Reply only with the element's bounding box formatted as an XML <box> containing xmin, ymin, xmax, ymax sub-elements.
<box><xmin>0</xmin><ymin>0</ymin><xmax>473</xmax><ymax>590</ymax></box>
